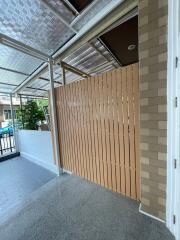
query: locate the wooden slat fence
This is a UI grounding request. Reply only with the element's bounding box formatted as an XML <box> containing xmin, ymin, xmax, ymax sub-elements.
<box><xmin>55</xmin><ymin>63</ymin><xmax>140</xmax><ymax>200</ymax></box>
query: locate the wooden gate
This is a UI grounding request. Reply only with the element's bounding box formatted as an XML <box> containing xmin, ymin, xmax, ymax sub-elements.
<box><xmin>55</xmin><ymin>63</ymin><xmax>140</xmax><ymax>200</ymax></box>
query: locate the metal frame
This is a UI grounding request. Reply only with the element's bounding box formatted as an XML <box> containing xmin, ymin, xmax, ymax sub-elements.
<box><xmin>0</xmin><ymin>81</ymin><xmax>48</xmax><ymax>92</ymax></box>
<box><xmin>60</xmin><ymin>61</ymin><xmax>91</xmax><ymax>85</ymax></box>
<box><xmin>48</xmin><ymin>59</ymin><xmax>62</xmax><ymax>175</ymax></box>
<box><xmin>8</xmin><ymin>0</ymin><xmax>131</xmax><ymax>94</ymax></box>
<box><xmin>0</xmin><ymin>33</ymin><xmax>49</xmax><ymax>62</ymax></box>
<box><xmin>167</xmin><ymin>0</ymin><xmax>180</xmax><ymax>238</ymax></box>
<box><xmin>0</xmin><ymin>66</ymin><xmax>29</xmax><ymax>76</ymax></box>
<box><xmin>60</xmin><ymin>61</ymin><xmax>91</xmax><ymax>78</ymax></box>
<box><xmin>70</xmin><ymin>0</ymin><xmax>99</xmax><ymax>26</ymax></box>
<box><xmin>62</xmin><ymin>0</ymin><xmax>79</xmax><ymax>16</ymax></box>
<box><xmin>12</xmin><ymin>63</ymin><xmax>48</xmax><ymax>93</ymax></box>
<box><xmin>10</xmin><ymin>93</ymin><xmax>18</xmax><ymax>152</ymax></box>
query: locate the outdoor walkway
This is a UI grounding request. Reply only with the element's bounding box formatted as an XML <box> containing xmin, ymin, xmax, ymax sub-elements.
<box><xmin>0</xmin><ymin>173</ymin><xmax>174</xmax><ymax>240</ymax></box>
<box><xmin>0</xmin><ymin>156</ymin><xmax>56</xmax><ymax>217</ymax></box>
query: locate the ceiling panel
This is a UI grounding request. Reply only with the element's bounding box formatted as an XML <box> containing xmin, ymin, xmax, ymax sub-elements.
<box><xmin>0</xmin><ymin>0</ymin><xmax>75</xmax><ymax>55</ymax></box>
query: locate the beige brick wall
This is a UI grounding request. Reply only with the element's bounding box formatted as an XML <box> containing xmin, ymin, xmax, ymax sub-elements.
<box><xmin>139</xmin><ymin>0</ymin><xmax>168</xmax><ymax>220</ymax></box>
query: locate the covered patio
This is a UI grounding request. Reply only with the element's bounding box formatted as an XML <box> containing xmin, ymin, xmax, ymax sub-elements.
<box><xmin>0</xmin><ymin>0</ymin><xmax>176</xmax><ymax>239</ymax></box>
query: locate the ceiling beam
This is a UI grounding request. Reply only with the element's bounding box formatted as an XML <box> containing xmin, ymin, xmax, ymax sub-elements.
<box><xmin>0</xmin><ymin>81</ymin><xmax>47</xmax><ymax>92</ymax></box>
<box><xmin>18</xmin><ymin>93</ymin><xmax>47</xmax><ymax>99</ymax></box>
<box><xmin>70</xmin><ymin>0</ymin><xmax>99</xmax><ymax>26</ymax></box>
<box><xmin>60</xmin><ymin>61</ymin><xmax>91</xmax><ymax>78</ymax></box>
<box><xmin>0</xmin><ymin>66</ymin><xmax>29</xmax><ymax>76</ymax></box>
<box><xmin>62</xmin><ymin>0</ymin><xmax>79</xmax><ymax>16</ymax></box>
<box><xmin>12</xmin><ymin>63</ymin><xmax>48</xmax><ymax>93</ymax></box>
<box><xmin>0</xmin><ymin>33</ymin><xmax>49</xmax><ymax>62</ymax></box>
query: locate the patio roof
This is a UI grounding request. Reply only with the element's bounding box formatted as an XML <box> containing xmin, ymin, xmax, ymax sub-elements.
<box><xmin>0</xmin><ymin>0</ymin><xmax>125</xmax><ymax>97</ymax></box>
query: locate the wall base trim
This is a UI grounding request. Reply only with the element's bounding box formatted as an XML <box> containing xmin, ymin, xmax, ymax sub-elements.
<box><xmin>139</xmin><ymin>203</ymin><xmax>165</xmax><ymax>224</ymax></box>
<box><xmin>63</xmin><ymin>169</ymin><xmax>72</xmax><ymax>175</ymax></box>
<box><xmin>20</xmin><ymin>152</ymin><xmax>59</xmax><ymax>175</ymax></box>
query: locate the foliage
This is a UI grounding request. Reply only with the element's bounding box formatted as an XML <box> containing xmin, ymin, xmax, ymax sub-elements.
<box><xmin>35</xmin><ymin>99</ymin><xmax>48</xmax><ymax>110</ymax></box>
<box><xmin>16</xmin><ymin>100</ymin><xmax>45</xmax><ymax>130</ymax></box>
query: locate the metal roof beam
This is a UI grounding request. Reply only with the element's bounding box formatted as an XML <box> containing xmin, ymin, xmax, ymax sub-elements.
<box><xmin>0</xmin><ymin>81</ymin><xmax>47</xmax><ymax>92</ymax></box>
<box><xmin>61</xmin><ymin>0</ymin><xmax>79</xmax><ymax>16</ymax></box>
<box><xmin>0</xmin><ymin>66</ymin><xmax>29</xmax><ymax>76</ymax></box>
<box><xmin>0</xmin><ymin>33</ymin><xmax>49</xmax><ymax>62</ymax></box>
<box><xmin>12</xmin><ymin>63</ymin><xmax>48</xmax><ymax>93</ymax></box>
<box><xmin>60</xmin><ymin>61</ymin><xmax>91</xmax><ymax>78</ymax></box>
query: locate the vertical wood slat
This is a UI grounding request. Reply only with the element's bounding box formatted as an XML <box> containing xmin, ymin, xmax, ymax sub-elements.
<box><xmin>55</xmin><ymin>63</ymin><xmax>140</xmax><ymax>201</ymax></box>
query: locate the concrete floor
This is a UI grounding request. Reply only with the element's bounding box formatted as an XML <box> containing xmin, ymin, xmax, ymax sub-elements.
<box><xmin>0</xmin><ymin>173</ymin><xmax>174</xmax><ymax>240</ymax></box>
<box><xmin>0</xmin><ymin>157</ymin><xmax>56</xmax><ymax>217</ymax></box>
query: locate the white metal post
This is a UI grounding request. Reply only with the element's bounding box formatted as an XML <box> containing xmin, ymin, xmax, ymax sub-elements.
<box><xmin>10</xmin><ymin>94</ymin><xmax>18</xmax><ymax>152</ymax></box>
<box><xmin>48</xmin><ymin>59</ymin><xmax>62</xmax><ymax>175</ymax></box>
<box><xmin>61</xmin><ymin>66</ymin><xmax>66</xmax><ymax>85</ymax></box>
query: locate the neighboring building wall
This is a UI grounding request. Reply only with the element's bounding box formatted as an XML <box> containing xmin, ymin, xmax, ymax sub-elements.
<box><xmin>139</xmin><ymin>0</ymin><xmax>168</xmax><ymax>220</ymax></box>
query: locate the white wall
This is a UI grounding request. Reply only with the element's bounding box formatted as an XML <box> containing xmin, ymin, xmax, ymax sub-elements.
<box><xmin>17</xmin><ymin>130</ymin><xmax>58</xmax><ymax>174</ymax></box>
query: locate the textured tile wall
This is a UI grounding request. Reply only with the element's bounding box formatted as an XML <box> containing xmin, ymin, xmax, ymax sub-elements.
<box><xmin>139</xmin><ymin>0</ymin><xmax>168</xmax><ymax>220</ymax></box>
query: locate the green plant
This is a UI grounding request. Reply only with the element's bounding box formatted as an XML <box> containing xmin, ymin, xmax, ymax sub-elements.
<box><xmin>35</xmin><ymin>99</ymin><xmax>48</xmax><ymax>110</ymax></box>
<box><xmin>16</xmin><ymin>100</ymin><xmax>45</xmax><ymax>130</ymax></box>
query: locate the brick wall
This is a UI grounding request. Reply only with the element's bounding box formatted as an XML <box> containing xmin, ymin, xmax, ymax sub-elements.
<box><xmin>139</xmin><ymin>0</ymin><xmax>168</xmax><ymax>220</ymax></box>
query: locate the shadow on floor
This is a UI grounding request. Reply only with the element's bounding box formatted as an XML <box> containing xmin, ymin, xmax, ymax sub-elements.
<box><xmin>0</xmin><ymin>173</ymin><xmax>174</xmax><ymax>240</ymax></box>
<box><xmin>0</xmin><ymin>156</ymin><xmax>56</xmax><ymax>217</ymax></box>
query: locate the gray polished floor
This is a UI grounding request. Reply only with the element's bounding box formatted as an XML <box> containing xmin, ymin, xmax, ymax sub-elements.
<box><xmin>0</xmin><ymin>156</ymin><xmax>56</xmax><ymax>217</ymax></box>
<box><xmin>0</xmin><ymin>173</ymin><xmax>174</xmax><ymax>240</ymax></box>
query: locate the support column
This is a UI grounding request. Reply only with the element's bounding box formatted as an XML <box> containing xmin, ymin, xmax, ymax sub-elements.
<box><xmin>48</xmin><ymin>59</ymin><xmax>62</xmax><ymax>175</ymax></box>
<box><xmin>19</xmin><ymin>94</ymin><xmax>24</xmax><ymax>129</ymax></box>
<box><xmin>10</xmin><ymin>94</ymin><xmax>18</xmax><ymax>152</ymax></box>
<box><xmin>61</xmin><ymin>66</ymin><xmax>66</xmax><ymax>85</ymax></box>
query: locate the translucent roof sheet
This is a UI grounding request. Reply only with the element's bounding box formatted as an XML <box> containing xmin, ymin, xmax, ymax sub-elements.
<box><xmin>0</xmin><ymin>0</ymin><xmax>74</xmax><ymax>55</ymax></box>
<box><xmin>0</xmin><ymin>69</ymin><xmax>26</xmax><ymax>85</ymax></box>
<box><xmin>0</xmin><ymin>45</ymin><xmax>43</xmax><ymax>74</ymax></box>
<box><xmin>0</xmin><ymin>83</ymin><xmax>15</xmax><ymax>93</ymax></box>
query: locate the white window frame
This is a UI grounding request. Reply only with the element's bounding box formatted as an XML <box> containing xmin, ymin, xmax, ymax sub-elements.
<box><xmin>167</xmin><ymin>0</ymin><xmax>180</xmax><ymax>239</ymax></box>
<box><xmin>3</xmin><ymin>109</ymin><xmax>17</xmax><ymax>121</ymax></box>
<box><xmin>3</xmin><ymin>109</ymin><xmax>12</xmax><ymax>121</ymax></box>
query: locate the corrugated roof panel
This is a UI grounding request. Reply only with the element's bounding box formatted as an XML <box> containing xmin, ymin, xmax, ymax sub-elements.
<box><xmin>23</xmin><ymin>39</ymin><xmax>117</xmax><ymax>90</ymax></box>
